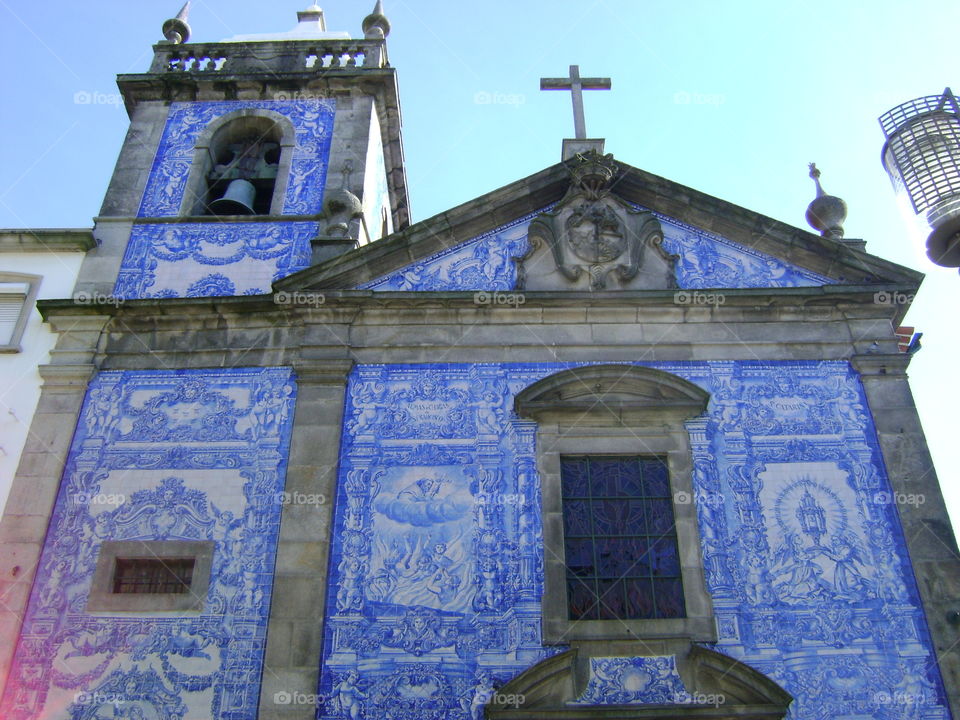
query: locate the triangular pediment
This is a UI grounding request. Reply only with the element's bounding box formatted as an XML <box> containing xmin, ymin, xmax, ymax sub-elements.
<box><xmin>278</xmin><ymin>155</ymin><xmax>921</xmax><ymax>295</ymax></box>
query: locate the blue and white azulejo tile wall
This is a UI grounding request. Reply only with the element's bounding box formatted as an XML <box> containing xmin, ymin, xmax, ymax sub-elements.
<box><xmin>114</xmin><ymin>222</ymin><xmax>318</xmax><ymax>299</ymax></box>
<box><xmin>137</xmin><ymin>100</ymin><xmax>334</xmax><ymax>219</ymax></box>
<box><xmin>6</xmin><ymin>359</ymin><xmax>948</xmax><ymax>719</ymax></box>
<box><xmin>362</xmin><ymin>211</ymin><xmax>829</xmax><ymax>293</ymax></box>
<box><xmin>320</xmin><ymin>360</ymin><xmax>949</xmax><ymax>720</ymax></box>
<box><xmin>1</xmin><ymin>367</ymin><xmax>297</xmax><ymax>720</ymax></box>
<box><xmin>115</xmin><ymin>99</ymin><xmax>334</xmax><ymax>299</ymax></box>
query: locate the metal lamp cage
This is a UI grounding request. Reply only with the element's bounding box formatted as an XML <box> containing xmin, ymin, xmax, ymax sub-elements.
<box><xmin>880</xmin><ymin>88</ymin><xmax>960</xmax><ymax>219</ymax></box>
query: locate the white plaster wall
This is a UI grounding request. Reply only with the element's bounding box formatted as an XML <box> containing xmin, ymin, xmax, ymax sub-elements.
<box><xmin>0</xmin><ymin>252</ymin><xmax>84</xmax><ymax>514</ymax></box>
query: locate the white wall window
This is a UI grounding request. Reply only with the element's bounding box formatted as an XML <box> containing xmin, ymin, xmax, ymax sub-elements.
<box><xmin>0</xmin><ymin>273</ymin><xmax>41</xmax><ymax>352</ymax></box>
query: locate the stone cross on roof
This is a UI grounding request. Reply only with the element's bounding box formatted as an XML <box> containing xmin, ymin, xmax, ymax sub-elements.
<box><xmin>540</xmin><ymin>65</ymin><xmax>611</xmax><ymax>139</ymax></box>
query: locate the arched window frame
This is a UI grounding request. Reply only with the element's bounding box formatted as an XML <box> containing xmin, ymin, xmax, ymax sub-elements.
<box><xmin>514</xmin><ymin>364</ymin><xmax>717</xmax><ymax>644</ymax></box>
<box><xmin>179</xmin><ymin>109</ymin><xmax>297</xmax><ymax>217</ymax></box>
<box><xmin>487</xmin><ymin>645</ymin><xmax>791</xmax><ymax>719</ymax></box>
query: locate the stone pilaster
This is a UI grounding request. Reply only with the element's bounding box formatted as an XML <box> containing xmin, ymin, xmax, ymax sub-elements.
<box><xmin>0</xmin><ymin>311</ymin><xmax>106</xmax><ymax>695</ymax></box>
<box><xmin>852</xmin><ymin>353</ymin><xmax>960</xmax><ymax>719</ymax></box>
<box><xmin>258</xmin><ymin>359</ymin><xmax>353</xmax><ymax>720</ymax></box>
<box><xmin>0</xmin><ymin>363</ymin><xmax>96</xmax><ymax>694</ymax></box>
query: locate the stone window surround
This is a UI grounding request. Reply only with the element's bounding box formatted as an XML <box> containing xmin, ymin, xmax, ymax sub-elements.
<box><xmin>87</xmin><ymin>540</ymin><xmax>214</xmax><ymax>613</ymax></box>
<box><xmin>179</xmin><ymin>109</ymin><xmax>297</xmax><ymax>218</ymax></box>
<box><xmin>0</xmin><ymin>271</ymin><xmax>40</xmax><ymax>353</ymax></box>
<box><xmin>514</xmin><ymin>364</ymin><xmax>716</xmax><ymax>645</ymax></box>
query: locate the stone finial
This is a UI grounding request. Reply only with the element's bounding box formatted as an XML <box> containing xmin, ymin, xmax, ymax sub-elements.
<box><xmin>311</xmin><ymin>158</ymin><xmax>363</xmax><ymax>266</ymax></box>
<box><xmin>805</xmin><ymin>163</ymin><xmax>847</xmax><ymax>240</ymax></box>
<box><xmin>321</xmin><ymin>189</ymin><xmax>363</xmax><ymax>238</ymax></box>
<box><xmin>362</xmin><ymin>0</ymin><xmax>391</xmax><ymax>39</ymax></box>
<box><xmin>323</xmin><ymin>160</ymin><xmax>363</xmax><ymax>237</ymax></box>
<box><xmin>161</xmin><ymin>2</ymin><xmax>192</xmax><ymax>44</ymax></box>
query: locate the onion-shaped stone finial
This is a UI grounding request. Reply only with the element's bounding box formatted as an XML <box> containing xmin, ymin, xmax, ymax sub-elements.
<box><xmin>362</xmin><ymin>0</ymin><xmax>391</xmax><ymax>39</ymax></box>
<box><xmin>161</xmin><ymin>2</ymin><xmax>192</xmax><ymax>44</ymax></box>
<box><xmin>805</xmin><ymin>163</ymin><xmax>847</xmax><ymax>240</ymax></box>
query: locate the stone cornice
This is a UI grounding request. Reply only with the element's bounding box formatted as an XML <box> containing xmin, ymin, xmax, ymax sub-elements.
<box><xmin>0</xmin><ymin>229</ymin><xmax>95</xmax><ymax>253</ymax></box>
<box><xmin>36</xmin><ymin>364</ymin><xmax>96</xmax><ymax>387</ymax></box>
<box><xmin>36</xmin><ymin>284</ymin><xmax>922</xmax><ymax>322</ymax></box>
<box><xmin>292</xmin><ymin>358</ymin><xmax>354</xmax><ymax>384</ymax></box>
<box><xmin>850</xmin><ymin>353</ymin><xmax>913</xmax><ymax>376</ymax></box>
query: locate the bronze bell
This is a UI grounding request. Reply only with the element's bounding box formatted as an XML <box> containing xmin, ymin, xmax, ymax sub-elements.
<box><xmin>208</xmin><ymin>179</ymin><xmax>257</xmax><ymax>216</ymax></box>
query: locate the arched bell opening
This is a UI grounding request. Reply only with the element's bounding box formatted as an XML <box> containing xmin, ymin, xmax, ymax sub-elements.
<box><xmin>179</xmin><ymin>110</ymin><xmax>296</xmax><ymax>218</ymax></box>
<box><xmin>204</xmin><ymin>117</ymin><xmax>282</xmax><ymax>216</ymax></box>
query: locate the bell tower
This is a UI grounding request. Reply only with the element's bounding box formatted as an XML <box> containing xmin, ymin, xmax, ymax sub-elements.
<box><xmin>78</xmin><ymin>2</ymin><xmax>408</xmax><ymax>300</ymax></box>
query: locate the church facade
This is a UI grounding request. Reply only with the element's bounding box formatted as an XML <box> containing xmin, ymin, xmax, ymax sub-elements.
<box><xmin>1</xmin><ymin>5</ymin><xmax>958</xmax><ymax>720</ymax></box>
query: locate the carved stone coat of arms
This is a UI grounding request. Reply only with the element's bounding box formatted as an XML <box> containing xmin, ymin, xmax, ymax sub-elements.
<box><xmin>515</xmin><ymin>152</ymin><xmax>677</xmax><ymax>291</ymax></box>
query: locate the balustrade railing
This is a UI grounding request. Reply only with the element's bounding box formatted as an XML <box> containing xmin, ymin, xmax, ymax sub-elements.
<box><xmin>150</xmin><ymin>40</ymin><xmax>386</xmax><ymax>75</ymax></box>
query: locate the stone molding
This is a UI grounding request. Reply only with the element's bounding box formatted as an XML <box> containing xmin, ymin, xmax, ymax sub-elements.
<box><xmin>488</xmin><ymin>645</ymin><xmax>792</xmax><ymax>719</ymax></box>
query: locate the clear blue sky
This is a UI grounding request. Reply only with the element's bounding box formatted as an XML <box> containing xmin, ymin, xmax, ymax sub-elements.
<box><xmin>1</xmin><ymin>1</ymin><xmax>958</xmax><ymax>529</ymax></box>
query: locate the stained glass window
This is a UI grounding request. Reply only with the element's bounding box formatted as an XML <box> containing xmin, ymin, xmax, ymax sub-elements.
<box><xmin>112</xmin><ymin>558</ymin><xmax>195</xmax><ymax>594</ymax></box>
<box><xmin>561</xmin><ymin>456</ymin><xmax>685</xmax><ymax>620</ymax></box>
